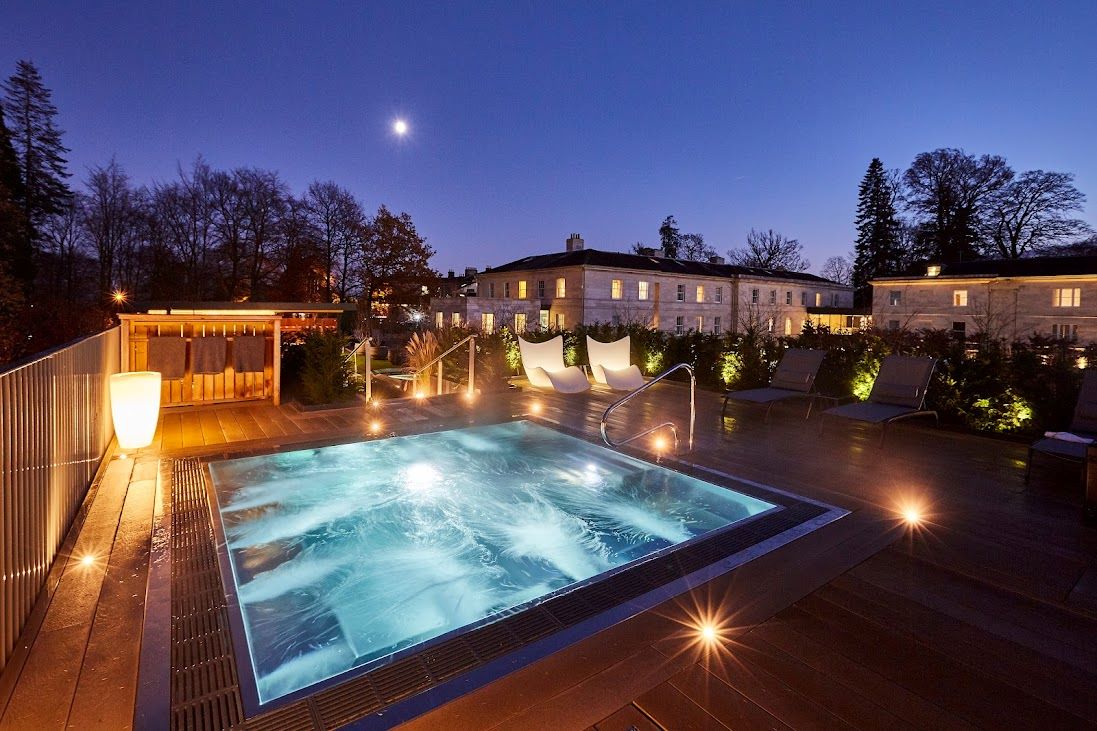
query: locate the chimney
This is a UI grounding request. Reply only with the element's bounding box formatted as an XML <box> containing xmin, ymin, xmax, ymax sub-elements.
<box><xmin>708</xmin><ymin>255</ymin><xmax>726</xmax><ymax>265</ymax></box>
<box><xmin>464</xmin><ymin>266</ymin><xmax>478</xmax><ymax>277</ymax></box>
<box><xmin>566</xmin><ymin>233</ymin><xmax>585</xmax><ymax>252</ymax></box>
<box><xmin>447</xmin><ymin>270</ymin><xmax>455</xmax><ymax>278</ymax></box>
<box><xmin>636</xmin><ymin>246</ymin><xmax>657</xmax><ymax>257</ymax></box>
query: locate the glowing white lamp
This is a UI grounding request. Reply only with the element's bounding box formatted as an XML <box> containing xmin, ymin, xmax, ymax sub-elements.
<box><xmin>110</xmin><ymin>372</ymin><xmax>162</xmax><ymax>451</ymax></box>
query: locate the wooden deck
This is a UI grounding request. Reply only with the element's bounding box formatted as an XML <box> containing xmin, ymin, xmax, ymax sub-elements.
<box><xmin>0</xmin><ymin>383</ymin><xmax>1094</xmax><ymax>730</ymax></box>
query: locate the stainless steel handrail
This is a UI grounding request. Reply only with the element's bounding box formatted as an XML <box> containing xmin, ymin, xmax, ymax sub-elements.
<box><xmin>600</xmin><ymin>363</ymin><xmax>695</xmax><ymax>453</ymax></box>
<box><xmin>409</xmin><ymin>334</ymin><xmax>477</xmax><ymax>398</ymax></box>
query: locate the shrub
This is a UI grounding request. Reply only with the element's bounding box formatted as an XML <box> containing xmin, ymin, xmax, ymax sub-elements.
<box><xmin>297</xmin><ymin>331</ymin><xmax>355</xmax><ymax>405</ymax></box>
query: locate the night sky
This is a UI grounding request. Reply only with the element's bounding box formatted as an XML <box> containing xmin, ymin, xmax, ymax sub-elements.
<box><xmin>3</xmin><ymin>2</ymin><xmax>1095</xmax><ymax>273</ymax></box>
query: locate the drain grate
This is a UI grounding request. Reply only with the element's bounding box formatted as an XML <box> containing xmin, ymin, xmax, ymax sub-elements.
<box><xmin>167</xmin><ymin>456</ymin><xmax>831</xmax><ymax>730</ymax></box>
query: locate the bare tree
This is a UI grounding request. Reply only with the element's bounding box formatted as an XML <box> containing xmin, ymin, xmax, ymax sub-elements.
<box><xmin>237</xmin><ymin>168</ymin><xmax>287</xmax><ymax>300</ymax></box>
<box><xmin>82</xmin><ymin>158</ymin><xmax>143</xmax><ymax>297</ymax></box>
<box><xmin>820</xmin><ymin>255</ymin><xmax>853</xmax><ymax>285</ymax></box>
<box><xmin>306</xmin><ymin>181</ymin><xmax>363</xmax><ymax>301</ymax></box>
<box><xmin>728</xmin><ymin>229</ymin><xmax>810</xmax><ymax>271</ymax></box>
<box><xmin>984</xmin><ymin>170</ymin><xmax>1091</xmax><ymax>258</ymax></box>
<box><xmin>679</xmin><ymin>232</ymin><xmax>718</xmax><ymax>261</ymax></box>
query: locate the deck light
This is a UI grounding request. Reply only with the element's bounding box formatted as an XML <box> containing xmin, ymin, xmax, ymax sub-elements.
<box><xmin>369</xmin><ymin>420</ymin><xmax>382</xmax><ymax>434</ymax></box>
<box><xmin>652</xmin><ymin>435</ymin><xmax>668</xmax><ymax>453</ymax></box>
<box><xmin>901</xmin><ymin>506</ymin><xmax>922</xmax><ymax>527</ymax></box>
<box><xmin>698</xmin><ymin>623</ymin><xmax>720</xmax><ymax>644</ymax></box>
<box><xmin>529</xmin><ymin>401</ymin><xmax>543</xmax><ymax>415</ymax></box>
<box><xmin>80</xmin><ymin>554</ymin><xmax>96</xmax><ymax>567</ymax></box>
<box><xmin>111</xmin><ymin>289</ymin><xmax>128</xmax><ymax>304</ymax></box>
<box><xmin>109</xmin><ymin>372</ymin><xmax>161</xmax><ymax>453</ymax></box>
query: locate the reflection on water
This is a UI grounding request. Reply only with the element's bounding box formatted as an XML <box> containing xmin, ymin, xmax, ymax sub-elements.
<box><xmin>209</xmin><ymin>421</ymin><xmax>773</xmax><ymax>704</ymax></box>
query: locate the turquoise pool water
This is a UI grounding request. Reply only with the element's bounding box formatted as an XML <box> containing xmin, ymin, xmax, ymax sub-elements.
<box><xmin>208</xmin><ymin>421</ymin><xmax>775</xmax><ymax>704</ymax></box>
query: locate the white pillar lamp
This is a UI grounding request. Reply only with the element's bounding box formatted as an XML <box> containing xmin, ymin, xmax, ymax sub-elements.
<box><xmin>110</xmin><ymin>371</ymin><xmax>162</xmax><ymax>453</ymax></box>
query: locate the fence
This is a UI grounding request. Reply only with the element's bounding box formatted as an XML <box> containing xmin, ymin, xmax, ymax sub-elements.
<box><xmin>0</xmin><ymin>327</ymin><xmax>120</xmax><ymax>672</ymax></box>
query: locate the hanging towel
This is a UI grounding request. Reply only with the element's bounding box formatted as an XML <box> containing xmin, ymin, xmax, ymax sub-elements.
<box><xmin>233</xmin><ymin>335</ymin><xmax>266</xmax><ymax>373</ymax></box>
<box><xmin>147</xmin><ymin>336</ymin><xmax>187</xmax><ymax>380</ymax></box>
<box><xmin>191</xmin><ymin>336</ymin><xmax>227</xmax><ymax>374</ymax></box>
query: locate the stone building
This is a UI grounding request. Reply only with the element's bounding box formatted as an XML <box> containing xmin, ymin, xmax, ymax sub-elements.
<box><xmin>870</xmin><ymin>256</ymin><xmax>1097</xmax><ymax>342</ymax></box>
<box><xmin>432</xmin><ymin>234</ymin><xmax>852</xmax><ymax>335</ymax></box>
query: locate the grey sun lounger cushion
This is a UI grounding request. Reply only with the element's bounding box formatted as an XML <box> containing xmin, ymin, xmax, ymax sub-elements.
<box><xmin>147</xmin><ymin>336</ymin><xmax>187</xmax><ymax>380</ymax></box>
<box><xmin>191</xmin><ymin>336</ymin><xmax>228</xmax><ymax>374</ymax></box>
<box><xmin>823</xmin><ymin>401</ymin><xmax>923</xmax><ymax>424</ymax></box>
<box><xmin>867</xmin><ymin>355</ymin><xmax>936</xmax><ymax>409</ymax></box>
<box><xmin>1029</xmin><ymin>434</ymin><xmax>1094</xmax><ymax>461</ymax></box>
<box><xmin>1029</xmin><ymin>370</ymin><xmax>1097</xmax><ymax>469</ymax></box>
<box><xmin>728</xmin><ymin>386</ymin><xmax>811</xmax><ymax>404</ymax></box>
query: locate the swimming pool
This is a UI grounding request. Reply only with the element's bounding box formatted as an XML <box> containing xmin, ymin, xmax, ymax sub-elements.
<box><xmin>207</xmin><ymin>420</ymin><xmax>777</xmax><ymax>707</ymax></box>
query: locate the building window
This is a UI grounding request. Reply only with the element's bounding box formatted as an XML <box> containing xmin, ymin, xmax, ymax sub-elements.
<box><xmin>697</xmin><ymin>315</ymin><xmax>704</xmax><ymax>331</ymax></box>
<box><xmin>888</xmin><ymin>290</ymin><xmax>901</xmax><ymax>306</ymax></box>
<box><xmin>675</xmin><ymin>315</ymin><xmax>684</xmax><ymax>335</ymax></box>
<box><xmin>952</xmin><ymin>321</ymin><xmax>966</xmax><ymax>340</ymax></box>
<box><xmin>451</xmin><ymin>312</ymin><xmax>462</xmax><ymax>327</ymax></box>
<box><xmin>831</xmin><ymin>292</ymin><xmax>839</xmax><ymax>306</ymax></box>
<box><xmin>611</xmin><ymin>279</ymin><xmax>623</xmax><ymax>300</ymax></box>
<box><xmin>638</xmin><ymin>280</ymin><xmax>649</xmax><ymax>300</ymax></box>
<box><xmin>800</xmin><ymin>291</ymin><xmax>807</xmax><ymax>306</ymax></box>
<box><xmin>504</xmin><ymin>281</ymin><xmax>510</xmax><ymax>298</ymax></box>
<box><xmin>1052</xmin><ymin>323</ymin><xmax>1078</xmax><ymax>341</ymax></box>
<box><xmin>786</xmin><ymin>291</ymin><xmax>792</xmax><ymax>305</ymax></box>
<box><xmin>785</xmin><ymin>317</ymin><xmax>792</xmax><ymax>335</ymax></box>
<box><xmin>518</xmin><ymin>280</ymin><xmax>527</xmax><ymax>299</ymax></box>
<box><xmin>751</xmin><ymin>288</ymin><xmax>759</xmax><ymax>304</ymax></box>
<box><xmin>555</xmin><ymin>313</ymin><xmax>565</xmax><ymax>329</ymax></box>
<box><xmin>767</xmin><ymin>317</ymin><xmax>774</xmax><ymax>333</ymax></box>
<box><xmin>887</xmin><ymin>319</ymin><xmax>900</xmax><ymax>331</ymax></box>
<box><xmin>953</xmin><ymin>290</ymin><xmax>968</xmax><ymax>306</ymax></box>
<box><xmin>539</xmin><ymin>309</ymin><xmax>549</xmax><ymax>329</ymax></box>
<box><xmin>1053</xmin><ymin>288</ymin><xmax>1081</xmax><ymax>307</ymax></box>
<box><xmin>481</xmin><ymin>313</ymin><xmax>495</xmax><ymax>333</ymax></box>
<box><xmin>769</xmin><ymin>290</ymin><xmax>776</xmax><ymax>305</ymax></box>
<box><xmin>927</xmin><ymin>264</ymin><xmax>941</xmax><ymax>277</ymax></box>
<box><xmin>515</xmin><ymin>313</ymin><xmax>526</xmax><ymax>332</ymax></box>
<box><xmin>715</xmin><ymin>286</ymin><xmax>723</xmax><ymax>304</ymax></box>
<box><xmin>488</xmin><ymin>282</ymin><xmax>495</xmax><ymax>298</ymax></box>
<box><xmin>815</xmin><ymin>292</ymin><xmax>823</xmax><ymax>307</ymax></box>
<box><xmin>435</xmin><ymin>311</ymin><xmax>444</xmax><ymax>328</ymax></box>
<box><xmin>676</xmin><ymin>284</ymin><xmax>685</xmax><ymax>302</ymax></box>
<box><xmin>537</xmin><ymin>280</ymin><xmax>545</xmax><ymax>299</ymax></box>
<box><xmin>696</xmin><ymin>285</ymin><xmax>704</xmax><ymax>303</ymax></box>
<box><xmin>713</xmin><ymin>316</ymin><xmax>722</xmax><ymax>333</ymax></box>
<box><xmin>555</xmin><ymin>277</ymin><xmax>566</xmax><ymax>298</ymax></box>
<box><xmin>612</xmin><ymin>314</ymin><xmax>621</xmax><ymax>326</ymax></box>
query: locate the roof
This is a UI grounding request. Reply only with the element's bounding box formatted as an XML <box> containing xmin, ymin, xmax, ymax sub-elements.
<box><xmin>876</xmin><ymin>256</ymin><xmax>1097</xmax><ymax>281</ymax></box>
<box><xmin>483</xmin><ymin>248</ymin><xmax>840</xmax><ymax>284</ymax></box>
<box><xmin>137</xmin><ymin>301</ymin><xmax>358</xmax><ymax>313</ymax></box>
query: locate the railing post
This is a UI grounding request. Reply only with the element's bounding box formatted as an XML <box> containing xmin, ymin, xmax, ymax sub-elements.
<box><xmin>437</xmin><ymin>361</ymin><xmax>443</xmax><ymax>395</ymax></box>
<box><xmin>364</xmin><ymin>338</ymin><xmax>372</xmax><ymax>402</ymax></box>
<box><xmin>468</xmin><ymin>336</ymin><xmax>476</xmax><ymax>397</ymax></box>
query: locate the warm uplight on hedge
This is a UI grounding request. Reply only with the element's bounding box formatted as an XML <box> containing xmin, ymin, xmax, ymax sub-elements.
<box><xmin>109</xmin><ymin>372</ymin><xmax>161</xmax><ymax>452</ymax></box>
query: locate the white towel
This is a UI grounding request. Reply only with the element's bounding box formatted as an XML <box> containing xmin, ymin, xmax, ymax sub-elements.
<box><xmin>1044</xmin><ymin>431</ymin><xmax>1095</xmax><ymax>444</ymax></box>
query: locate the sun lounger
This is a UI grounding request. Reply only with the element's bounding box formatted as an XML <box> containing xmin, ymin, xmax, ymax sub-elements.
<box><xmin>1025</xmin><ymin>369</ymin><xmax>1097</xmax><ymax>485</ymax></box>
<box><xmin>586</xmin><ymin>335</ymin><xmax>645</xmax><ymax>391</ymax></box>
<box><xmin>721</xmin><ymin>348</ymin><xmax>827</xmax><ymax>420</ymax></box>
<box><xmin>517</xmin><ymin>336</ymin><xmax>591</xmax><ymax>393</ymax></box>
<box><xmin>822</xmin><ymin>355</ymin><xmax>937</xmax><ymax>443</ymax></box>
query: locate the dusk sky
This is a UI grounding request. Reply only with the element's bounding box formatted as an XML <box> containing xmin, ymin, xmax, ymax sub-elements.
<box><xmin>3</xmin><ymin>2</ymin><xmax>1095</xmax><ymax>273</ymax></box>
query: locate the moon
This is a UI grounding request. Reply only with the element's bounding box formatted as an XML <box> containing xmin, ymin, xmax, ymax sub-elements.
<box><xmin>393</xmin><ymin>119</ymin><xmax>408</xmax><ymax>136</ymax></box>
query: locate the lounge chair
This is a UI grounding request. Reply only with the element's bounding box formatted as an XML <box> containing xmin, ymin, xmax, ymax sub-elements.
<box><xmin>821</xmin><ymin>355</ymin><xmax>938</xmax><ymax>443</ymax></box>
<box><xmin>1025</xmin><ymin>369</ymin><xmax>1097</xmax><ymax>485</ymax></box>
<box><xmin>517</xmin><ymin>335</ymin><xmax>590</xmax><ymax>393</ymax></box>
<box><xmin>721</xmin><ymin>348</ymin><xmax>827</xmax><ymax>420</ymax></box>
<box><xmin>586</xmin><ymin>335</ymin><xmax>645</xmax><ymax>391</ymax></box>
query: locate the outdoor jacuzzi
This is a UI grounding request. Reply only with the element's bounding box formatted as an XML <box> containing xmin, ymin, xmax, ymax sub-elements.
<box><xmin>205</xmin><ymin>419</ymin><xmax>842</xmax><ymax>716</ymax></box>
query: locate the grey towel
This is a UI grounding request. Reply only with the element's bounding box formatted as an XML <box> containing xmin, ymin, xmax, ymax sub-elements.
<box><xmin>147</xmin><ymin>336</ymin><xmax>186</xmax><ymax>380</ymax></box>
<box><xmin>233</xmin><ymin>335</ymin><xmax>266</xmax><ymax>373</ymax></box>
<box><xmin>191</xmin><ymin>336</ymin><xmax>227</xmax><ymax>374</ymax></box>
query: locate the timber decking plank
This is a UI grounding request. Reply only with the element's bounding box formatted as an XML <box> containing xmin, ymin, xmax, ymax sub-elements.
<box><xmin>197</xmin><ymin>409</ymin><xmax>227</xmax><ymax>446</ymax></box>
<box><xmin>635</xmin><ymin>678</ymin><xmax>732</xmax><ymax>731</ymax></box>
<box><xmin>666</xmin><ymin>665</ymin><xmax>789</xmax><ymax>730</ymax></box>
<box><xmin>594</xmin><ymin>704</ymin><xmax>663</xmax><ymax>731</ymax></box>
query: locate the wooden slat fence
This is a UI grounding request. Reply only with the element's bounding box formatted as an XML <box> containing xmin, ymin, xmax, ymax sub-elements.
<box><xmin>0</xmin><ymin>327</ymin><xmax>119</xmax><ymax>672</ymax></box>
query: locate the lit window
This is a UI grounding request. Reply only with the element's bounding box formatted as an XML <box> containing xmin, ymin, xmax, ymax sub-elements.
<box><xmin>786</xmin><ymin>291</ymin><xmax>792</xmax><ymax>305</ymax></box>
<box><xmin>515</xmin><ymin>313</ymin><xmax>527</xmax><ymax>331</ymax></box>
<box><xmin>537</xmin><ymin>280</ymin><xmax>545</xmax><ymax>298</ymax></box>
<box><xmin>815</xmin><ymin>293</ymin><xmax>823</xmax><ymax>307</ymax></box>
<box><xmin>504</xmin><ymin>282</ymin><xmax>510</xmax><ymax>298</ymax></box>
<box><xmin>953</xmin><ymin>290</ymin><xmax>968</xmax><ymax>306</ymax></box>
<box><xmin>518</xmin><ymin>280</ymin><xmax>527</xmax><ymax>299</ymax></box>
<box><xmin>435</xmin><ymin>311</ymin><xmax>443</xmax><ymax>328</ymax></box>
<box><xmin>770</xmin><ymin>290</ymin><xmax>776</xmax><ymax>305</ymax></box>
<box><xmin>697</xmin><ymin>315</ymin><xmax>704</xmax><ymax>331</ymax></box>
<box><xmin>611</xmin><ymin>279</ymin><xmax>623</xmax><ymax>300</ymax></box>
<box><xmin>767</xmin><ymin>317</ymin><xmax>774</xmax><ymax>333</ymax></box>
<box><xmin>751</xmin><ymin>288</ymin><xmax>759</xmax><ymax>304</ymax></box>
<box><xmin>715</xmin><ymin>286</ymin><xmax>723</xmax><ymax>304</ymax></box>
<box><xmin>555</xmin><ymin>312</ymin><xmax>565</xmax><ymax>329</ymax></box>
<box><xmin>713</xmin><ymin>316</ymin><xmax>722</xmax><ymax>333</ymax></box>
<box><xmin>451</xmin><ymin>312</ymin><xmax>461</xmax><ymax>327</ymax></box>
<box><xmin>696</xmin><ymin>285</ymin><xmax>704</xmax><ymax>303</ymax></box>
<box><xmin>539</xmin><ymin>309</ymin><xmax>549</xmax><ymax>329</ymax></box>
<box><xmin>785</xmin><ymin>317</ymin><xmax>792</xmax><ymax>335</ymax></box>
<box><xmin>638</xmin><ymin>281</ymin><xmax>649</xmax><ymax>300</ymax></box>
<box><xmin>675</xmin><ymin>315</ymin><xmax>684</xmax><ymax>334</ymax></box>
<box><xmin>1054</xmin><ymin>288</ymin><xmax>1080</xmax><ymax>307</ymax></box>
<box><xmin>488</xmin><ymin>282</ymin><xmax>495</xmax><ymax>298</ymax></box>
<box><xmin>555</xmin><ymin>277</ymin><xmax>566</xmax><ymax>298</ymax></box>
<box><xmin>676</xmin><ymin>284</ymin><xmax>685</xmax><ymax>302</ymax></box>
<box><xmin>888</xmin><ymin>290</ymin><xmax>901</xmax><ymax>306</ymax></box>
<box><xmin>927</xmin><ymin>264</ymin><xmax>941</xmax><ymax>276</ymax></box>
<box><xmin>481</xmin><ymin>313</ymin><xmax>495</xmax><ymax>333</ymax></box>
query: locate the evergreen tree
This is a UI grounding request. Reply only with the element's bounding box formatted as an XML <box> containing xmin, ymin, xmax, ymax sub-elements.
<box><xmin>658</xmin><ymin>215</ymin><xmax>681</xmax><ymax>258</ymax></box>
<box><xmin>852</xmin><ymin>158</ymin><xmax>901</xmax><ymax>304</ymax></box>
<box><xmin>0</xmin><ymin>105</ymin><xmax>33</xmax><ymax>286</ymax></box>
<box><xmin>2</xmin><ymin>59</ymin><xmax>72</xmax><ymax>275</ymax></box>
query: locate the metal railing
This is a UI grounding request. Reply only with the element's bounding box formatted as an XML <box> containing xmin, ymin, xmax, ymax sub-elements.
<box><xmin>345</xmin><ymin>338</ymin><xmax>372</xmax><ymax>400</ymax></box>
<box><xmin>0</xmin><ymin>327</ymin><xmax>120</xmax><ymax>673</ymax></box>
<box><xmin>408</xmin><ymin>334</ymin><xmax>477</xmax><ymax>398</ymax></box>
<box><xmin>600</xmin><ymin>363</ymin><xmax>695</xmax><ymax>453</ymax></box>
